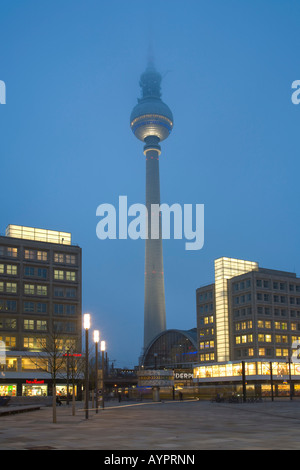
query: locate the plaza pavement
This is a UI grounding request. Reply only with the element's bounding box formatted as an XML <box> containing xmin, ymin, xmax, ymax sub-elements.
<box><xmin>0</xmin><ymin>398</ymin><xmax>300</xmax><ymax>450</ymax></box>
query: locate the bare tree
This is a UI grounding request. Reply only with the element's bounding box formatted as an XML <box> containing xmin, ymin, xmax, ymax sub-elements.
<box><xmin>26</xmin><ymin>328</ymin><xmax>68</xmax><ymax>423</ymax></box>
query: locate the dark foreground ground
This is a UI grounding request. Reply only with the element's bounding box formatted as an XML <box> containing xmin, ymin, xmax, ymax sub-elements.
<box><xmin>0</xmin><ymin>399</ymin><xmax>299</xmax><ymax>450</ymax></box>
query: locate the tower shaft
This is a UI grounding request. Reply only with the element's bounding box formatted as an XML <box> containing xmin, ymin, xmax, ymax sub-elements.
<box><xmin>144</xmin><ymin>146</ymin><xmax>166</xmax><ymax>349</ymax></box>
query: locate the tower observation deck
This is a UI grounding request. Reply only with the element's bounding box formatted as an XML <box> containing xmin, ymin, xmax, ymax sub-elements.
<box><xmin>130</xmin><ymin>61</ymin><xmax>173</xmax><ymax>350</ymax></box>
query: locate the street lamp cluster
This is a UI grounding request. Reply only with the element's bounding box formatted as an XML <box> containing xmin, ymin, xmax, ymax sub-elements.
<box><xmin>83</xmin><ymin>313</ymin><xmax>106</xmax><ymax>419</ymax></box>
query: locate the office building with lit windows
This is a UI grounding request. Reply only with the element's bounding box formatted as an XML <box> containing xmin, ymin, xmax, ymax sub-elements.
<box><xmin>194</xmin><ymin>257</ymin><xmax>300</xmax><ymax>397</ymax></box>
<box><xmin>0</xmin><ymin>225</ymin><xmax>82</xmax><ymax>398</ymax></box>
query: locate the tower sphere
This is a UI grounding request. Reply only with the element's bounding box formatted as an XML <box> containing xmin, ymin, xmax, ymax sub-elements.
<box><xmin>130</xmin><ymin>64</ymin><xmax>173</xmax><ymax>143</ymax></box>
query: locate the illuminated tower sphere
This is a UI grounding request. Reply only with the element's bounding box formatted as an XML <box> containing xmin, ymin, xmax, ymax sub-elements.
<box><xmin>130</xmin><ymin>61</ymin><xmax>173</xmax><ymax>350</ymax></box>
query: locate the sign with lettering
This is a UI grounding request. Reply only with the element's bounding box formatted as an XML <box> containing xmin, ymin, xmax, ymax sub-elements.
<box><xmin>137</xmin><ymin>370</ymin><xmax>174</xmax><ymax>387</ymax></box>
<box><xmin>174</xmin><ymin>369</ymin><xmax>194</xmax><ymax>381</ymax></box>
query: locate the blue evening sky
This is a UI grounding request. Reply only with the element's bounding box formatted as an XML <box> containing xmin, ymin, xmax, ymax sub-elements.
<box><xmin>0</xmin><ymin>0</ymin><xmax>299</xmax><ymax>367</ymax></box>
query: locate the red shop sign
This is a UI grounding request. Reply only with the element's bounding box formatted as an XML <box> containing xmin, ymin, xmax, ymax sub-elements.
<box><xmin>25</xmin><ymin>380</ymin><xmax>45</xmax><ymax>385</ymax></box>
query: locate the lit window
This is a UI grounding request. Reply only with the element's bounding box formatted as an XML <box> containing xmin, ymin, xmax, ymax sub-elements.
<box><xmin>65</xmin><ymin>271</ymin><xmax>76</xmax><ymax>282</ymax></box>
<box><xmin>37</xmin><ymin>251</ymin><xmax>47</xmax><ymax>261</ymax></box>
<box><xmin>54</xmin><ymin>270</ymin><xmax>64</xmax><ymax>280</ymax></box>
<box><xmin>7</xmin><ymin>248</ymin><xmax>18</xmax><ymax>258</ymax></box>
<box><xmin>25</xmin><ymin>250</ymin><xmax>35</xmax><ymax>260</ymax></box>
<box><xmin>6</xmin><ymin>283</ymin><xmax>17</xmax><ymax>294</ymax></box>
<box><xmin>36</xmin><ymin>321</ymin><xmax>47</xmax><ymax>331</ymax></box>
<box><xmin>54</xmin><ymin>253</ymin><xmax>64</xmax><ymax>263</ymax></box>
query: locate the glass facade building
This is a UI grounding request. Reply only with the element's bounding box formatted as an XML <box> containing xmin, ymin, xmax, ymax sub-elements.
<box><xmin>214</xmin><ymin>257</ymin><xmax>258</xmax><ymax>362</ymax></box>
<box><xmin>196</xmin><ymin>257</ymin><xmax>300</xmax><ymax>394</ymax></box>
<box><xmin>142</xmin><ymin>329</ymin><xmax>197</xmax><ymax>369</ymax></box>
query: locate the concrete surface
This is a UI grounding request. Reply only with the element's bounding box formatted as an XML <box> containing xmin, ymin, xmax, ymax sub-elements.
<box><xmin>0</xmin><ymin>399</ymin><xmax>300</xmax><ymax>450</ymax></box>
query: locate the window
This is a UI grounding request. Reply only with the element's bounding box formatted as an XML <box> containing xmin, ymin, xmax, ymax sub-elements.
<box><xmin>0</xmin><ymin>336</ymin><xmax>16</xmax><ymax>348</ymax></box>
<box><xmin>6</xmin><ymin>301</ymin><xmax>17</xmax><ymax>312</ymax></box>
<box><xmin>54</xmin><ymin>287</ymin><xmax>64</xmax><ymax>297</ymax></box>
<box><xmin>36</xmin><ymin>321</ymin><xmax>47</xmax><ymax>331</ymax></box>
<box><xmin>6</xmin><ymin>265</ymin><xmax>17</xmax><ymax>275</ymax></box>
<box><xmin>25</xmin><ymin>267</ymin><xmax>35</xmax><ymax>277</ymax></box>
<box><xmin>37</xmin><ymin>268</ymin><xmax>47</xmax><ymax>279</ymax></box>
<box><xmin>65</xmin><ymin>254</ymin><xmax>76</xmax><ymax>265</ymax></box>
<box><xmin>65</xmin><ymin>271</ymin><xmax>76</xmax><ymax>282</ymax></box>
<box><xmin>6</xmin><ymin>283</ymin><xmax>17</xmax><ymax>294</ymax></box>
<box><xmin>54</xmin><ymin>304</ymin><xmax>64</xmax><ymax>315</ymax></box>
<box><xmin>65</xmin><ymin>305</ymin><xmax>76</xmax><ymax>315</ymax></box>
<box><xmin>24</xmin><ymin>320</ymin><xmax>35</xmax><ymax>330</ymax></box>
<box><xmin>0</xmin><ymin>318</ymin><xmax>16</xmax><ymax>330</ymax></box>
<box><xmin>0</xmin><ymin>264</ymin><xmax>4</xmax><ymax>274</ymax></box>
<box><xmin>23</xmin><ymin>337</ymin><xmax>34</xmax><ymax>349</ymax></box>
<box><xmin>37</xmin><ymin>251</ymin><xmax>47</xmax><ymax>261</ymax></box>
<box><xmin>37</xmin><ymin>303</ymin><xmax>47</xmax><ymax>314</ymax></box>
<box><xmin>54</xmin><ymin>253</ymin><xmax>64</xmax><ymax>263</ymax></box>
<box><xmin>24</xmin><ymin>302</ymin><xmax>34</xmax><ymax>313</ymax></box>
<box><xmin>24</xmin><ymin>250</ymin><xmax>35</xmax><ymax>260</ymax></box>
<box><xmin>54</xmin><ymin>270</ymin><xmax>64</xmax><ymax>280</ymax></box>
<box><xmin>66</xmin><ymin>288</ymin><xmax>76</xmax><ymax>299</ymax></box>
<box><xmin>24</xmin><ymin>337</ymin><xmax>46</xmax><ymax>350</ymax></box>
<box><xmin>7</xmin><ymin>248</ymin><xmax>18</xmax><ymax>258</ymax></box>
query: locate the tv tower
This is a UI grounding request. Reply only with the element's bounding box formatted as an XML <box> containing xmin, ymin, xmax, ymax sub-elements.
<box><xmin>130</xmin><ymin>58</ymin><xmax>173</xmax><ymax>349</ymax></box>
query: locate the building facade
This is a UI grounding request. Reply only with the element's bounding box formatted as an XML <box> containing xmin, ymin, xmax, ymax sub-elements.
<box><xmin>0</xmin><ymin>225</ymin><xmax>82</xmax><ymax>397</ymax></box>
<box><xmin>130</xmin><ymin>60</ymin><xmax>173</xmax><ymax>350</ymax></box>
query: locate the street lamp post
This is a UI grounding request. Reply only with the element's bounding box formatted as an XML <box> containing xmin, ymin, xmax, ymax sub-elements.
<box><xmin>101</xmin><ymin>341</ymin><xmax>106</xmax><ymax>409</ymax></box>
<box><xmin>66</xmin><ymin>348</ymin><xmax>70</xmax><ymax>406</ymax></box>
<box><xmin>93</xmin><ymin>330</ymin><xmax>100</xmax><ymax>414</ymax></box>
<box><xmin>83</xmin><ymin>313</ymin><xmax>91</xmax><ymax>420</ymax></box>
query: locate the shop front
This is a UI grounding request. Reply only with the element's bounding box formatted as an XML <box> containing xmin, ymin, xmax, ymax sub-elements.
<box><xmin>193</xmin><ymin>360</ymin><xmax>300</xmax><ymax>399</ymax></box>
<box><xmin>0</xmin><ymin>379</ymin><xmax>80</xmax><ymax>398</ymax></box>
